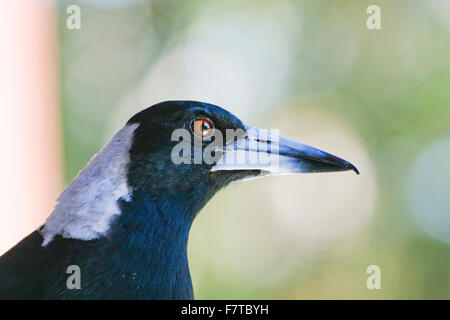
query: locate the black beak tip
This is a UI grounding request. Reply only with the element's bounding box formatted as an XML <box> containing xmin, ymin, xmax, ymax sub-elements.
<box><xmin>349</xmin><ymin>163</ymin><xmax>359</xmax><ymax>175</ymax></box>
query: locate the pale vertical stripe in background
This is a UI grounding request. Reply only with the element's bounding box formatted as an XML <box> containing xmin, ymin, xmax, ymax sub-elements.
<box><xmin>0</xmin><ymin>1</ymin><xmax>62</xmax><ymax>255</ymax></box>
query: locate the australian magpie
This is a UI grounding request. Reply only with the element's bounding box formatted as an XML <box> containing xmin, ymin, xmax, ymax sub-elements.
<box><xmin>0</xmin><ymin>101</ymin><xmax>358</xmax><ymax>299</ymax></box>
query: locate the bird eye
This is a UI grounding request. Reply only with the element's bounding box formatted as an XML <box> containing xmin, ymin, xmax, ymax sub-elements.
<box><xmin>191</xmin><ymin>118</ymin><xmax>214</xmax><ymax>138</ymax></box>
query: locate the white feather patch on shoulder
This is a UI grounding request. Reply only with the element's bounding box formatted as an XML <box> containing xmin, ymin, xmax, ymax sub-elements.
<box><xmin>40</xmin><ymin>123</ymin><xmax>139</xmax><ymax>246</ymax></box>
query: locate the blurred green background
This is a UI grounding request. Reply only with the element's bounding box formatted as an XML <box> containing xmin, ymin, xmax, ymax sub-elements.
<box><xmin>58</xmin><ymin>0</ymin><xmax>449</xmax><ymax>299</ymax></box>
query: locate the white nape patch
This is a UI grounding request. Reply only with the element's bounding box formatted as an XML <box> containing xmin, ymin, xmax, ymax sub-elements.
<box><xmin>40</xmin><ymin>123</ymin><xmax>139</xmax><ymax>246</ymax></box>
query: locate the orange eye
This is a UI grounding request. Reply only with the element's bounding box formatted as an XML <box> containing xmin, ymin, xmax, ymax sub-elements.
<box><xmin>191</xmin><ymin>118</ymin><xmax>214</xmax><ymax>138</ymax></box>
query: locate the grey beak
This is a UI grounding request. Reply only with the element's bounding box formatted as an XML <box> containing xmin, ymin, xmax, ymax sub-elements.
<box><xmin>211</xmin><ymin>125</ymin><xmax>359</xmax><ymax>176</ymax></box>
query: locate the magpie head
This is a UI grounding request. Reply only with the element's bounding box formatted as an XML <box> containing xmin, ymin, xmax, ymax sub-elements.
<box><xmin>39</xmin><ymin>100</ymin><xmax>359</xmax><ymax>299</ymax></box>
<box><xmin>126</xmin><ymin>101</ymin><xmax>254</xmax><ymax>198</ymax></box>
<box><xmin>125</xmin><ymin>100</ymin><xmax>358</xmax><ymax>199</ymax></box>
<box><xmin>41</xmin><ymin>100</ymin><xmax>358</xmax><ymax>245</ymax></box>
